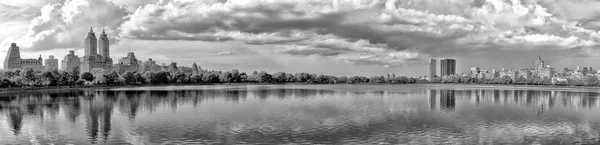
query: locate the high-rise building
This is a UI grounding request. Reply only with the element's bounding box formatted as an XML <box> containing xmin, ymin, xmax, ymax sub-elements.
<box><xmin>428</xmin><ymin>59</ymin><xmax>436</xmax><ymax>79</ymax></box>
<box><xmin>45</xmin><ymin>55</ymin><xmax>59</xmax><ymax>71</ymax></box>
<box><xmin>81</xmin><ymin>28</ymin><xmax>113</xmax><ymax>73</ymax></box>
<box><xmin>534</xmin><ymin>56</ymin><xmax>545</xmax><ymax>75</ymax></box>
<box><xmin>440</xmin><ymin>59</ymin><xmax>456</xmax><ymax>77</ymax></box>
<box><xmin>98</xmin><ymin>29</ymin><xmax>110</xmax><ymax>59</ymax></box>
<box><xmin>62</xmin><ymin>50</ymin><xmax>80</xmax><ymax>71</ymax></box>
<box><xmin>3</xmin><ymin>43</ymin><xmax>44</xmax><ymax>71</ymax></box>
<box><xmin>533</xmin><ymin>56</ymin><xmax>555</xmax><ymax>78</ymax></box>
<box><xmin>470</xmin><ymin>67</ymin><xmax>480</xmax><ymax>74</ymax></box>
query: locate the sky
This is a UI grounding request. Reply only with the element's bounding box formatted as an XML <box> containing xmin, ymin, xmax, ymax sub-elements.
<box><xmin>1</xmin><ymin>0</ymin><xmax>600</xmax><ymax>77</ymax></box>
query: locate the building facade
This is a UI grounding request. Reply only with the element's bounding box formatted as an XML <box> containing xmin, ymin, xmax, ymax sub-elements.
<box><xmin>440</xmin><ymin>59</ymin><xmax>456</xmax><ymax>77</ymax></box>
<box><xmin>113</xmin><ymin>52</ymin><xmax>139</xmax><ymax>73</ymax></box>
<box><xmin>429</xmin><ymin>59</ymin><xmax>436</xmax><ymax>80</ymax></box>
<box><xmin>62</xmin><ymin>50</ymin><xmax>81</xmax><ymax>71</ymax></box>
<box><xmin>533</xmin><ymin>56</ymin><xmax>555</xmax><ymax>78</ymax></box>
<box><xmin>518</xmin><ymin>69</ymin><xmax>532</xmax><ymax>79</ymax></box>
<box><xmin>3</xmin><ymin>43</ymin><xmax>44</xmax><ymax>71</ymax></box>
<box><xmin>80</xmin><ymin>28</ymin><xmax>113</xmax><ymax>73</ymax></box>
<box><xmin>500</xmin><ymin>69</ymin><xmax>518</xmax><ymax>81</ymax></box>
<box><xmin>45</xmin><ymin>55</ymin><xmax>59</xmax><ymax>71</ymax></box>
<box><xmin>139</xmin><ymin>58</ymin><xmax>161</xmax><ymax>72</ymax></box>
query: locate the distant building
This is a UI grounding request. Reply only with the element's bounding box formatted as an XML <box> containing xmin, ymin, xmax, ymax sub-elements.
<box><xmin>62</xmin><ymin>50</ymin><xmax>81</xmax><ymax>71</ymax></box>
<box><xmin>192</xmin><ymin>63</ymin><xmax>200</xmax><ymax>75</ymax></box>
<box><xmin>500</xmin><ymin>69</ymin><xmax>518</xmax><ymax>81</ymax></box>
<box><xmin>428</xmin><ymin>59</ymin><xmax>436</xmax><ymax>80</ymax></box>
<box><xmin>440</xmin><ymin>59</ymin><xmax>456</xmax><ymax>77</ymax></box>
<box><xmin>113</xmin><ymin>52</ymin><xmax>139</xmax><ymax>73</ymax></box>
<box><xmin>482</xmin><ymin>70</ymin><xmax>499</xmax><ymax>80</ymax></box>
<box><xmin>533</xmin><ymin>56</ymin><xmax>555</xmax><ymax>78</ymax></box>
<box><xmin>139</xmin><ymin>58</ymin><xmax>161</xmax><ymax>72</ymax></box>
<box><xmin>80</xmin><ymin>28</ymin><xmax>113</xmax><ymax>73</ymax></box>
<box><xmin>518</xmin><ymin>69</ymin><xmax>532</xmax><ymax>79</ymax></box>
<box><xmin>540</xmin><ymin>67</ymin><xmax>555</xmax><ymax>78</ymax></box>
<box><xmin>534</xmin><ymin>56</ymin><xmax>544</xmax><ymax>75</ymax></box>
<box><xmin>45</xmin><ymin>55</ymin><xmax>59</xmax><ymax>71</ymax></box>
<box><xmin>162</xmin><ymin>62</ymin><xmax>178</xmax><ymax>72</ymax></box>
<box><xmin>3</xmin><ymin>43</ymin><xmax>44</xmax><ymax>71</ymax></box>
<box><xmin>470</xmin><ymin>67</ymin><xmax>480</xmax><ymax>74</ymax></box>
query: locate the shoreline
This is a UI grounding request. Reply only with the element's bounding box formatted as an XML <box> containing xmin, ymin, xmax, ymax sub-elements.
<box><xmin>2</xmin><ymin>83</ymin><xmax>600</xmax><ymax>94</ymax></box>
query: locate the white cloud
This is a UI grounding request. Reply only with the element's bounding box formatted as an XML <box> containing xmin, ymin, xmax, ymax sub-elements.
<box><xmin>0</xmin><ymin>0</ymin><xmax>129</xmax><ymax>51</ymax></box>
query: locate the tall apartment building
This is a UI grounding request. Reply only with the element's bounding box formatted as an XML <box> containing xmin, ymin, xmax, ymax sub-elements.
<box><xmin>440</xmin><ymin>59</ymin><xmax>456</xmax><ymax>77</ymax></box>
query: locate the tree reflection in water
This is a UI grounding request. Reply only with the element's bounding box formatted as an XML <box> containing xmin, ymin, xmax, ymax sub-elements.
<box><xmin>0</xmin><ymin>85</ymin><xmax>599</xmax><ymax>144</ymax></box>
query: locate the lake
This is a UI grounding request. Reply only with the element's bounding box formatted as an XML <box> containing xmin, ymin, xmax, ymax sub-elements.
<box><xmin>0</xmin><ymin>84</ymin><xmax>599</xmax><ymax>144</ymax></box>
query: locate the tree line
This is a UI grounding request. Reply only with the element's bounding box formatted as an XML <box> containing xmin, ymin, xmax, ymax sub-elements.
<box><xmin>2</xmin><ymin>68</ymin><xmax>600</xmax><ymax>88</ymax></box>
<box><xmin>0</xmin><ymin>68</ymin><xmax>428</xmax><ymax>88</ymax></box>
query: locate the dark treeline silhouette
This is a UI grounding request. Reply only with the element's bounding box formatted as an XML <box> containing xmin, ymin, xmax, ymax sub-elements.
<box><xmin>1</xmin><ymin>68</ymin><xmax>600</xmax><ymax>88</ymax></box>
<box><xmin>0</xmin><ymin>68</ymin><xmax>428</xmax><ymax>88</ymax></box>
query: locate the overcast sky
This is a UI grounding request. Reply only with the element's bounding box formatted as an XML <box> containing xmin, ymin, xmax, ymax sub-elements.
<box><xmin>1</xmin><ymin>0</ymin><xmax>600</xmax><ymax>76</ymax></box>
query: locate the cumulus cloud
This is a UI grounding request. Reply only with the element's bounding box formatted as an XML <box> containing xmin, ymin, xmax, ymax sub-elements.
<box><xmin>3</xmin><ymin>0</ymin><xmax>600</xmax><ymax>70</ymax></box>
<box><xmin>0</xmin><ymin>0</ymin><xmax>128</xmax><ymax>51</ymax></box>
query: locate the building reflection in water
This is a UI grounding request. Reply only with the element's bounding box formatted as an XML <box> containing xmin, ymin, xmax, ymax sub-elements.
<box><xmin>440</xmin><ymin>90</ymin><xmax>456</xmax><ymax>111</ymax></box>
<box><xmin>428</xmin><ymin>89</ymin><xmax>456</xmax><ymax>112</ymax></box>
<box><xmin>0</xmin><ymin>87</ymin><xmax>600</xmax><ymax>143</ymax></box>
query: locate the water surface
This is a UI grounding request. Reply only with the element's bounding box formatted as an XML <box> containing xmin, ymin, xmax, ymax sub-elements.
<box><xmin>1</xmin><ymin>84</ymin><xmax>599</xmax><ymax>144</ymax></box>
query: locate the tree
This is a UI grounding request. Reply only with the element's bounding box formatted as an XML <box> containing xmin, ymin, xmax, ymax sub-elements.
<box><xmin>337</xmin><ymin>76</ymin><xmax>348</xmax><ymax>84</ymax></box>
<box><xmin>133</xmin><ymin>72</ymin><xmax>145</xmax><ymax>84</ymax></box>
<box><xmin>120</xmin><ymin>71</ymin><xmax>136</xmax><ymax>85</ymax></box>
<box><xmin>256</xmin><ymin>71</ymin><xmax>272</xmax><ymax>83</ymax></box>
<box><xmin>81</xmin><ymin>72</ymin><xmax>95</xmax><ymax>82</ymax></box>
<box><xmin>190</xmin><ymin>74</ymin><xmax>203</xmax><ymax>83</ymax></box>
<box><xmin>272</xmin><ymin>72</ymin><xmax>286</xmax><ymax>83</ymax></box>
<box><xmin>515</xmin><ymin>76</ymin><xmax>527</xmax><ymax>85</ymax></box>
<box><xmin>219</xmin><ymin>71</ymin><xmax>233</xmax><ymax>83</ymax></box>
<box><xmin>172</xmin><ymin>71</ymin><xmax>189</xmax><ymax>83</ymax></box>
<box><xmin>105</xmin><ymin>71</ymin><xmax>120</xmax><ymax>85</ymax></box>
<box><xmin>68</xmin><ymin>67</ymin><xmax>80</xmax><ymax>86</ymax></box>
<box><xmin>285</xmin><ymin>73</ymin><xmax>295</xmax><ymax>83</ymax></box>
<box><xmin>231</xmin><ymin>69</ymin><xmax>240</xmax><ymax>83</ymax></box>
<box><xmin>20</xmin><ymin>68</ymin><xmax>37</xmax><ymax>86</ymax></box>
<box><xmin>38</xmin><ymin>71</ymin><xmax>56</xmax><ymax>86</ymax></box>
<box><xmin>202</xmin><ymin>72</ymin><xmax>220</xmax><ymax>83</ymax></box>
<box><xmin>583</xmin><ymin>75</ymin><xmax>599</xmax><ymax>86</ymax></box>
<box><xmin>500</xmin><ymin>75</ymin><xmax>513</xmax><ymax>84</ymax></box>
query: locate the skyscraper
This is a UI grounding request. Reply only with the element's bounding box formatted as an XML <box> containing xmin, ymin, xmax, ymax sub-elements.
<box><xmin>81</xmin><ymin>28</ymin><xmax>113</xmax><ymax>73</ymax></box>
<box><xmin>428</xmin><ymin>59</ymin><xmax>436</xmax><ymax>79</ymax></box>
<box><xmin>84</xmin><ymin>27</ymin><xmax>98</xmax><ymax>56</ymax></box>
<box><xmin>98</xmin><ymin>29</ymin><xmax>110</xmax><ymax>58</ymax></box>
<box><xmin>534</xmin><ymin>56</ymin><xmax>544</xmax><ymax>75</ymax></box>
<box><xmin>440</xmin><ymin>59</ymin><xmax>456</xmax><ymax>77</ymax></box>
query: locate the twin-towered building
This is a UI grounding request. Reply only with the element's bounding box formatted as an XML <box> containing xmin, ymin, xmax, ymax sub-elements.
<box><xmin>428</xmin><ymin>58</ymin><xmax>456</xmax><ymax>80</ymax></box>
<box><xmin>4</xmin><ymin>27</ymin><xmax>201</xmax><ymax>74</ymax></box>
<box><xmin>80</xmin><ymin>28</ymin><xmax>113</xmax><ymax>73</ymax></box>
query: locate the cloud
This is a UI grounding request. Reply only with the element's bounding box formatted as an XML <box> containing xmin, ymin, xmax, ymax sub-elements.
<box><xmin>3</xmin><ymin>0</ymin><xmax>600</xmax><ymax>72</ymax></box>
<box><xmin>0</xmin><ymin>0</ymin><xmax>129</xmax><ymax>51</ymax></box>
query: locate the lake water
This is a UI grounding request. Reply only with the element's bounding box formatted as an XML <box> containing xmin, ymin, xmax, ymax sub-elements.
<box><xmin>1</xmin><ymin>84</ymin><xmax>599</xmax><ymax>144</ymax></box>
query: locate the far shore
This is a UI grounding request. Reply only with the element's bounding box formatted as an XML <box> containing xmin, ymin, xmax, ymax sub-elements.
<box><xmin>3</xmin><ymin>83</ymin><xmax>600</xmax><ymax>95</ymax></box>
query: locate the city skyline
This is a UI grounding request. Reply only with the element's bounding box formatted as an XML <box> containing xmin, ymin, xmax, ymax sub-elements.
<box><xmin>1</xmin><ymin>0</ymin><xmax>600</xmax><ymax>76</ymax></box>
